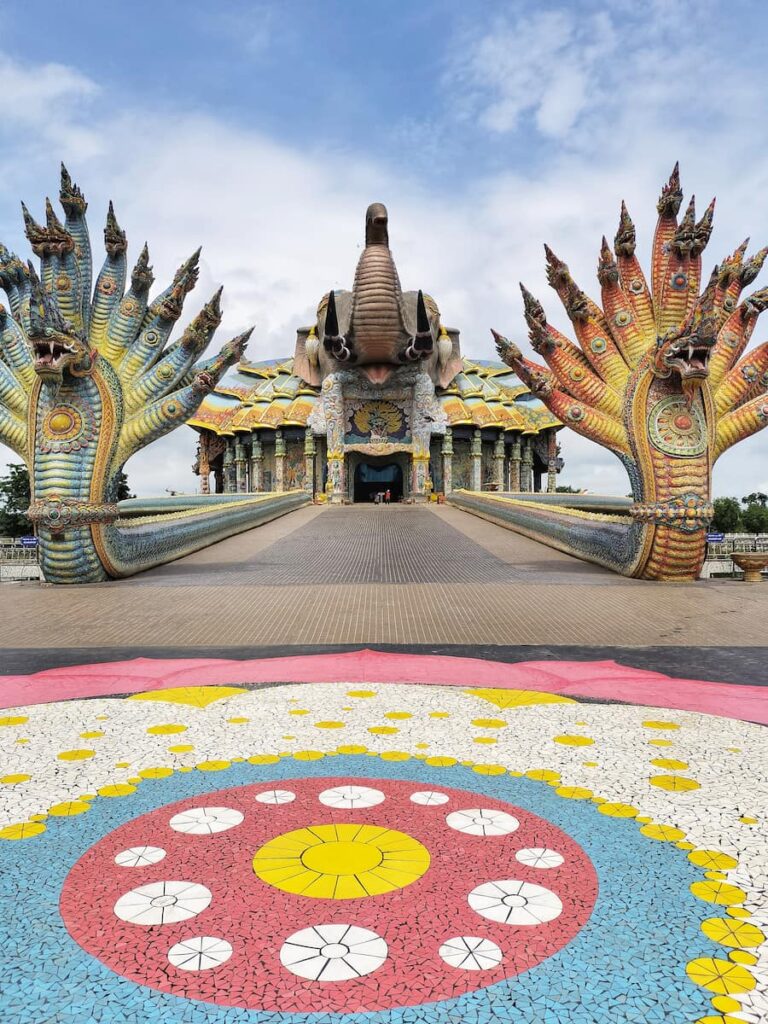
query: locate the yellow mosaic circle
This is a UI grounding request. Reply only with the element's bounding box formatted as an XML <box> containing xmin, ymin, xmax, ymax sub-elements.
<box><xmin>640</xmin><ymin>823</ymin><xmax>686</xmax><ymax>842</ymax></box>
<box><xmin>686</xmin><ymin>957</ymin><xmax>756</xmax><ymax>995</ymax></box>
<box><xmin>650</xmin><ymin>774</ymin><xmax>701</xmax><ymax>792</ymax></box>
<box><xmin>57</xmin><ymin>749</ymin><xmax>95</xmax><ymax>761</ymax></box>
<box><xmin>0</xmin><ymin>821</ymin><xmax>46</xmax><ymax>840</ymax></box>
<box><xmin>556</xmin><ymin>786</ymin><xmax>593</xmax><ymax>800</ymax></box>
<box><xmin>690</xmin><ymin>881</ymin><xmax>746</xmax><ymax>906</ymax></box>
<box><xmin>689</xmin><ymin>850</ymin><xmax>739</xmax><ymax>871</ymax></box>
<box><xmin>253</xmin><ymin>823</ymin><xmax>430</xmax><ymax>899</ymax></box>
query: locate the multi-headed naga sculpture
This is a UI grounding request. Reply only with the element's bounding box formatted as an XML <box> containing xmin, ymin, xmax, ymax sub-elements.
<box><xmin>0</xmin><ymin>167</ymin><xmax>305</xmax><ymax>583</ymax></box>
<box><xmin>491</xmin><ymin>165</ymin><xmax>768</xmax><ymax>581</ymax></box>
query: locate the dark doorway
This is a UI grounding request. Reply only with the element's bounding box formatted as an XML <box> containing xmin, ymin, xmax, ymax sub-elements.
<box><xmin>354</xmin><ymin>462</ymin><xmax>404</xmax><ymax>502</ymax></box>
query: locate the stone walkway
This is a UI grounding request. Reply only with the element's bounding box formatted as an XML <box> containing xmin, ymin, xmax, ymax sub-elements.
<box><xmin>1</xmin><ymin>505</ymin><xmax>767</xmax><ymax>650</ymax></box>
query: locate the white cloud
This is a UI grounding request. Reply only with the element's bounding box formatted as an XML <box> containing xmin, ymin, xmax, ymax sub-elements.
<box><xmin>1</xmin><ymin>10</ymin><xmax>767</xmax><ymax>503</ymax></box>
<box><xmin>0</xmin><ymin>53</ymin><xmax>101</xmax><ymax>162</ymax></box>
<box><xmin>448</xmin><ymin>7</ymin><xmax>617</xmax><ymax>139</ymax></box>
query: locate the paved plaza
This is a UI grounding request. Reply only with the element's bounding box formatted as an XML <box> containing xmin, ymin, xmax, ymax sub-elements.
<box><xmin>1</xmin><ymin>505</ymin><xmax>766</xmax><ymax>1024</ymax></box>
<box><xmin>3</xmin><ymin>505</ymin><xmax>768</xmax><ymax>657</ymax></box>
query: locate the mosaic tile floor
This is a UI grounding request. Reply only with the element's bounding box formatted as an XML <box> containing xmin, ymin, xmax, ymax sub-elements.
<box><xmin>0</xmin><ymin>652</ymin><xmax>766</xmax><ymax>1023</ymax></box>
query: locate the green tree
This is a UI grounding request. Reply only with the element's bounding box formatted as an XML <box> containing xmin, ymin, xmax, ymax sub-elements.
<box><xmin>116</xmin><ymin>471</ymin><xmax>134</xmax><ymax>501</ymax></box>
<box><xmin>741</xmin><ymin>491</ymin><xmax>768</xmax><ymax>507</ymax></box>
<box><xmin>711</xmin><ymin>497</ymin><xmax>742</xmax><ymax>533</ymax></box>
<box><xmin>556</xmin><ymin>485</ymin><xmax>583</xmax><ymax>493</ymax></box>
<box><xmin>742</xmin><ymin>502</ymin><xmax>768</xmax><ymax>534</ymax></box>
<box><xmin>0</xmin><ymin>464</ymin><xmax>31</xmax><ymax>537</ymax></box>
<box><xmin>0</xmin><ymin>465</ymin><xmax>133</xmax><ymax>539</ymax></box>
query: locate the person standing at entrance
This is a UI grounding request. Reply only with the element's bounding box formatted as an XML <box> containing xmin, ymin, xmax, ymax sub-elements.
<box><xmin>385</xmin><ymin>488</ymin><xmax>391</xmax><ymax>504</ymax></box>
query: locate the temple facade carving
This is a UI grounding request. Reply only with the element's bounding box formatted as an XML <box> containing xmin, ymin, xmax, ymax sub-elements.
<box><xmin>191</xmin><ymin>205</ymin><xmax>562</xmax><ymax>502</ymax></box>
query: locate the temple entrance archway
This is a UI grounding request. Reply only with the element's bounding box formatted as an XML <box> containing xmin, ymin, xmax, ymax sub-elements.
<box><xmin>353</xmin><ymin>460</ymin><xmax>404</xmax><ymax>503</ymax></box>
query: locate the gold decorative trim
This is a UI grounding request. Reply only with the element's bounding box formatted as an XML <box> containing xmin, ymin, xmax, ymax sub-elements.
<box><xmin>454</xmin><ymin>490</ymin><xmax>631</xmax><ymax>525</ymax></box>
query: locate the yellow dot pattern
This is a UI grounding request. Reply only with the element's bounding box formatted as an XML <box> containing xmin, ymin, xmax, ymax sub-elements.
<box><xmin>0</xmin><ymin>821</ymin><xmax>45</xmax><ymax>840</ymax></box>
<box><xmin>650</xmin><ymin>774</ymin><xmax>701</xmax><ymax>792</ymax></box>
<box><xmin>1</xmin><ymin>673</ymin><xmax>763</xmax><ymax>1024</ymax></box>
<box><xmin>700</xmin><ymin>917</ymin><xmax>764</xmax><ymax>948</ymax></box>
<box><xmin>640</xmin><ymin>823</ymin><xmax>686</xmax><ymax>842</ymax></box>
<box><xmin>689</xmin><ymin>850</ymin><xmax>739</xmax><ymax>871</ymax></box>
<box><xmin>685</xmin><ymin>957</ymin><xmax>755</xmax><ymax>995</ymax></box>
<box><xmin>690</xmin><ymin>881</ymin><xmax>746</xmax><ymax>907</ymax></box>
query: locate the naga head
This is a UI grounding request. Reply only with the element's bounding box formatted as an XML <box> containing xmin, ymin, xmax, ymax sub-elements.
<box><xmin>27</xmin><ymin>263</ymin><xmax>92</xmax><ymax>386</ymax></box>
<box><xmin>653</xmin><ymin>314</ymin><xmax>717</xmax><ymax>402</ymax></box>
<box><xmin>491</xmin><ymin>328</ymin><xmax>554</xmax><ymax>398</ymax></box>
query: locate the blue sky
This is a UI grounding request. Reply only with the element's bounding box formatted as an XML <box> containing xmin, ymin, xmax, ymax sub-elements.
<box><xmin>1</xmin><ymin>0</ymin><xmax>768</xmax><ymax>495</ymax></box>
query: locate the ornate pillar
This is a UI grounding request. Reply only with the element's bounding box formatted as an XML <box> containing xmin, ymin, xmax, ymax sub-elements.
<box><xmin>494</xmin><ymin>433</ymin><xmax>505</xmax><ymax>490</ymax></box>
<box><xmin>250</xmin><ymin>435</ymin><xmax>263</xmax><ymax>491</ymax></box>
<box><xmin>470</xmin><ymin>429</ymin><xmax>482</xmax><ymax>491</ymax></box>
<box><xmin>274</xmin><ymin>430</ymin><xmax>285</xmax><ymax>492</ymax></box>
<box><xmin>441</xmin><ymin>428</ymin><xmax>453</xmax><ymax>494</ymax></box>
<box><xmin>326</xmin><ymin>452</ymin><xmax>344</xmax><ymax>502</ymax></box>
<box><xmin>521</xmin><ymin>436</ymin><xmax>533</xmax><ymax>492</ymax></box>
<box><xmin>222</xmin><ymin>439</ymin><xmax>235</xmax><ymax>493</ymax></box>
<box><xmin>304</xmin><ymin>429</ymin><xmax>316</xmax><ymax>495</ymax></box>
<box><xmin>322</xmin><ymin>374</ymin><xmax>346</xmax><ymax>503</ymax></box>
<box><xmin>197</xmin><ymin>434</ymin><xmax>210</xmax><ymax>495</ymax></box>
<box><xmin>547</xmin><ymin>429</ymin><xmax>559</xmax><ymax>493</ymax></box>
<box><xmin>411</xmin><ymin>450</ymin><xmax>430</xmax><ymax>500</ymax></box>
<box><xmin>509</xmin><ymin>434</ymin><xmax>522</xmax><ymax>491</ymax></box>
<box><xmin>234</xmin><ymin>439</ymin><xmax>247</xmax><ymax>493</ymax></box>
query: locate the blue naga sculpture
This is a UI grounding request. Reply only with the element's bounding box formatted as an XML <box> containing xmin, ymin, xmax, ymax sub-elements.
<box><xmin>0</xmin><ymin>167</ymin><xmax>307</xmax><ymax>583</ymax></box>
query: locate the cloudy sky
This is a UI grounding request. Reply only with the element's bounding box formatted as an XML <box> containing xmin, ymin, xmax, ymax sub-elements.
<box><xmin>1</xmin><ymin>0</ymin><xmax>767</xmax><ymax>497</ymax></box>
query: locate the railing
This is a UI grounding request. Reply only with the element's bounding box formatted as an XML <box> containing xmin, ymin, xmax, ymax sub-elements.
<box><xmin>0</xmin><ymin>539</ymin><xmax>41</xmax><ymax>582</ymax></box>
<box><xmin>705</xmin><ymin>534</ymin><xmax>768</xmax><ymax>555</ymax></box>
<box><xmin>700</xmin><ymin>533</ymin><xmax>768</xmax><ymax>579</ymax></box>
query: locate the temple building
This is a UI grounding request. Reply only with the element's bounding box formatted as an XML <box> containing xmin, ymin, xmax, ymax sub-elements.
<box><xmin>190</xmin><ymin>204</ymin><xmax>562</xmax><ymax>501</ymax></box>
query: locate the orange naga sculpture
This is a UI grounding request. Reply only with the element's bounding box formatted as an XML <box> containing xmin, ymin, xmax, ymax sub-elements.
<box><xmin>488</xmin><ymin>165</ymin><xmax>768</xmax><ymax>581</ymax></box>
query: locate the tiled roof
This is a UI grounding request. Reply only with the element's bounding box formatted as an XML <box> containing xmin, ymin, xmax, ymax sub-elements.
<box><xmin>188</xmin><ymin>357</ymin><xmax>560</xmax><ymax>436</ymax></box>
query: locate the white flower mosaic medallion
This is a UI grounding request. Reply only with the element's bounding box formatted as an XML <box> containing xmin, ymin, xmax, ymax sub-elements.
<box><xmin>113</xmin><ymin>881</ymin><xmax>213</xmax><ymax>926</ymax></box>
<box><xmin>410</xmin><ymin>791</ymin><xmax>450</xmax><ymax>806</ymax></box>
<box><xmin>468</xmin><ymin>879</ymin><xmax>563</xmax><ymax>926</ymax></box>
<box><xmin>168</xmin><ymin>936</ymin><xmax>234</xmax><ymax>971</ymax></box>
<box><xmin>169</xmin><ymin>807</ymin><xmax>244</xmax><ymax>835</ymax></box>
<box><xmin>445</xmin><ymin>808</ymin><xmax>520</xmax><ymax>836</ymax></box>
<box><xmin>318</xmin><ymin>785</ymin><xmax>385</xmax><ymax>809</ymax></box>
<box><xmin>438</xmin><ymin>936</ymin><xmax>503</xmax><ymax>970</ymax></box>
<box><xmin>255</xmin><ymin>789</ymin><xmax>296</xmax><ymax>805</ymax></box>
<box><xmin>280</xmin><ymin>923</ymin><xmax>388</xmax><ymax>981</ymax></box>
<box><xmin>114</xmin><ymin>845</ymin><xmax>167</xmax><ymax>867</ymax></box>
<box><xmin>514</xmin><ymin>848</ymin><xmax>564</xmax><ymax>869</ymax></box>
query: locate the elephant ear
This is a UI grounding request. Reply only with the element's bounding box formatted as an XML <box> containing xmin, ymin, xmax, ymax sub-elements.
<box><xmin>293</xmin><ymin>326</ymin><xmax>322</xmax><ymax>387</ymax></box>
<box><xmin>437</xmin><ymin>327</ymin><xmax>463</xmax><ymax>388</ymax></box>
